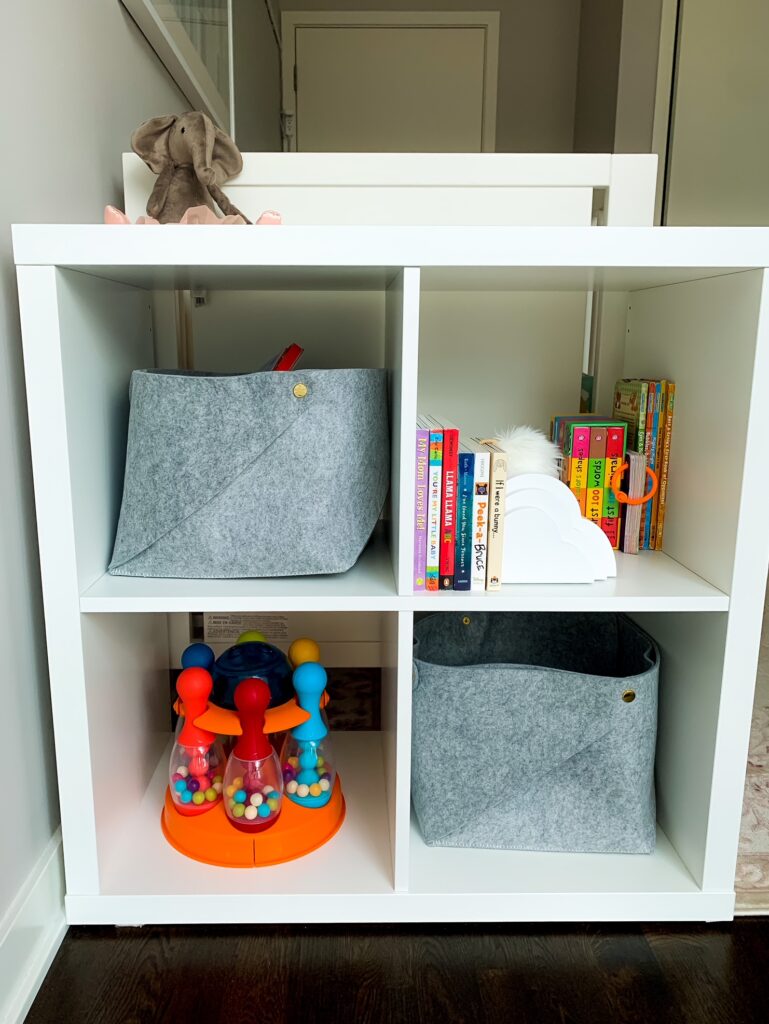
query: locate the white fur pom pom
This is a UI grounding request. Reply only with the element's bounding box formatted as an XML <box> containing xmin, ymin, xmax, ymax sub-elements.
<box><xmin>495</xmin><ymin>425</ymin><xmax>561</xmax><ymax>479</ymax></box>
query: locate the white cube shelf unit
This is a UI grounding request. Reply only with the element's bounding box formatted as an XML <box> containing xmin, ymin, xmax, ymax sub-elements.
<box><xmin>13</xmin><ymin>224</ymin><xmax>769</xmax><ymax>925</ymax></box>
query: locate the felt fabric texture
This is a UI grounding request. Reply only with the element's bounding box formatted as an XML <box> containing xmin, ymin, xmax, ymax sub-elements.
<box><xmin>131</xmin><ymin>112</ymin><xmax>249</xmax><ymax>224</ymax></box>
<box><xmin>412</xmin><ymin>612</ymin><xmax>659</xmax><ymax>854</ymax></box>
<box><xmin>108</xmin><ymin>368</ymin><xmax>389</xmax><ymax>578</ymax></box>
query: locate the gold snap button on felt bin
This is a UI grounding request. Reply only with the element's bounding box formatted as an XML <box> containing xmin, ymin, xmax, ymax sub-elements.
<box><xmin>292</xmin><ymin>382</ymin><xmax>308</xmax><ymax>398</ymax></box>
<box><xmin>462</xmin><ymin>616</ymin><xmax>471</xmax><ymax>626</ymax></box>
<box><xmin>622</xmin><ymin>689</ymin><xmax>636</xmax><ymax>703</ymax></box>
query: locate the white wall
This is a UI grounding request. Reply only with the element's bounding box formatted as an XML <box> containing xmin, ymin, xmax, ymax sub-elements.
<box><xmin>0</xmin><ymin>1</ymin><xmax>185</xmax><ymax>1014</ymax></box>
<box><xmin>232</xmin><ymin>0</ymin><xmax>282</xmax><ymax>150</ymax></box>
<box><xmin>278</xmin><ymin>0</ymin><xmax>582</xmax><ymax>152</ymax></box>
<box><xmin>666</xmin><ymin>0</ymin><xmax>769</xmax><ymax>225</ymax></box>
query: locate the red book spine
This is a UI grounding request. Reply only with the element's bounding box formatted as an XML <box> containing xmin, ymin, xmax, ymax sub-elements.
<box><xmin>439</xmin><ymin>428</ymin><xmax>460</xmax><ymax>588</ymax></box>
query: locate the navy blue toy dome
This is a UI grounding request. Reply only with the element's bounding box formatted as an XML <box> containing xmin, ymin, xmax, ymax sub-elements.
<box><xmin>213</xmin><ymin>642</ymin><xmax>293</xmax><ymax>709</ymax></box>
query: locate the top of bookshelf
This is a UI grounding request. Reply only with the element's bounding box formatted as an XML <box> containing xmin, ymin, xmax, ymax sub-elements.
<box><xmin>12</xmin><ymin>225</ymin><xmax>769</xmax><ymax>292</ymax></box>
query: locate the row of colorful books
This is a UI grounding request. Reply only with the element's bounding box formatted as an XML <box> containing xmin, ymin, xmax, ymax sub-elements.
<box><xmin>414</xmin><ymin>415</ymin><xmax>506</xmax><ymax>592</ymax></box>
<box><xmin>613</xmin><ymin>378</ymin><xmax>676</xmax><ymax>551</ymax></box>
<box><xmin>553</xmin><ymin>417</ymin><xmax>626</xmax><ymax>549</ymax></box>
<box><xmin>552</xmin><ymin>378</ymin><xmax>676</xmax><ymax>554</ymax></box>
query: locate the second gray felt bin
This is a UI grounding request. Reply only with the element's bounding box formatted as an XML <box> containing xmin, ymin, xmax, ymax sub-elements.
<box><xmin>412</xmin><ymin>612</ymin><xmax>659</xmax><ymax>854</ymax></box>
<box><xmin>108</xmin><ymin>367</ymin><xmax>389</xmax><ymax>578</ymax></box>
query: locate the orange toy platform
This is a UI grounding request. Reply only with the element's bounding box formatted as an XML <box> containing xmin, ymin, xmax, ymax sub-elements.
<box><xmin>161</xmin><ymin>777</ymin><xmax>346</xmax><ymax>867</ymax></box>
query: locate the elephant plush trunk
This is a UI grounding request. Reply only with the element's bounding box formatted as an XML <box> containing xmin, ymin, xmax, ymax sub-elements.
<box><xmin>191</xmin><ymin>112</ymin><xmax>218</xmax><ymax>189</ymax></box>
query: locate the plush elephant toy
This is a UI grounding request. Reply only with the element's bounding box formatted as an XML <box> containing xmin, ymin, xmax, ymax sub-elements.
<box><xmin>131</xmin><ymin>111</ymin><xmax>250</xmax><ymax>224</ymax></box>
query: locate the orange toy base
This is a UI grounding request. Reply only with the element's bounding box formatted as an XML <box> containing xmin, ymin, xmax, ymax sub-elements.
<box><xmin>161</xmin><ymin>777</ymin><xmax>345</xmax><ymax>867</ymax></box>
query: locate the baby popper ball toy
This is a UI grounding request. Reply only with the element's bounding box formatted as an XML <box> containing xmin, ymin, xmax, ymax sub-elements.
<box><xmin>222</xmin><ymin>678</ymin><xmax>283</xmax><ymax>832</ymax></box>
<box><xmin>281</xmin><ymin>657</ymin><xmax>336</xmax><ymax>809</ymax></box>
<box><xmin>169</xmin><ymin>667</ymin><xmax>226</xmax><ymax>816</ymax></box>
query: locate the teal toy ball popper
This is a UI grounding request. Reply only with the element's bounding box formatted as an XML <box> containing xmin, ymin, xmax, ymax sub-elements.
<box><xmin>281</xmin><ymin>640</ymin><xmax>336</xmax><ymax>808</ymax></box>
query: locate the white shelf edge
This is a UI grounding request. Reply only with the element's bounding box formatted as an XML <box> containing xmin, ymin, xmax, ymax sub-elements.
<box><xmin>79</xmin><ymin>549</ymin><xmax>729</xmax><ymax>614</ymax></box>
<box><xmin>11</xmin><ymin>224</ymin><xmax>769</xmax><ymax>271</ymax></box>
<box><xmin>63</xmin><ymin>890</ymin><xmax>735</xmax><ymax>926</ymax></box>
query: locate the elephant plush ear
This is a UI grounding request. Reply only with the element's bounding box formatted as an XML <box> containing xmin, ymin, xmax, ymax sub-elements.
<box><xmin>211</xmin><ymin>126</ymin><xmax>243</xmax><ymax>183</ymax></box>
<box><xmin>131</xmin><ymin>115</ymin><xmax>177</xmax><ymax>173</ymax></box>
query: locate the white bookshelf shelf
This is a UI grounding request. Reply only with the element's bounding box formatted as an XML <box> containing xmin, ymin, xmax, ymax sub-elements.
<box><xmin>13</xmin><ymin>223</ymin><xmax>769</xmax><ymax>926</ymax></box>
<box><xmin>80</xmin><ymin>547</ymin><xmax>727</xmax><ymax>614</ymax></box>
<box><xmin>80</xmin><ymin>528</ymin><xmax>398</xmax><ymax>613</ymax></box>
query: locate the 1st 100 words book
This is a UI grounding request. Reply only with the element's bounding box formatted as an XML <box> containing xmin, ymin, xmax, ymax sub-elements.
<box><xmin>413</xmin><ymin>427</ymin><xmax>429</xmax><ymax>591</ymax></box>
<box><xmin>417</xmin><ymin>415</ymin><xmax>443</xmax><ymax>591</ymax></box>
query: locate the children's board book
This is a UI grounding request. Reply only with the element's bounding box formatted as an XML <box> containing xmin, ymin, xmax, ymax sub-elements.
<box><xmin>454</xmin><ymin>446</ymin><xmax>475</xmax><ymax>591</ymax></box>
<box><xmin>423</xmin><ymin>415</ymin><xmax>460</xmax><ymax>590</ymax></box>
<box><xmin>413</xmin><ymin>426</ymin><xmax>429</xmax><ymax>590</ymax></box>
<box><xmin>655</xmin><ymin>383</ymin><xmax>676</xmax><ymax>550</ymax></box>
<box><xmin>417</xmin><ymin>415</ymin><xmax>443</xmax><ymax>591</ymax></box>
<box><xmin>477</xmin><ymin>439</ymin><xmax>507</xmax><ymax>592</ymax></box>
<box><xmin>612</xmin><ymin>379</ymin><xmax>648</xmax><ymax>455</ymax></box>
<box><xmin>620</xmin><ymin>451</ymin><xmax>646</xmax><ymax>554</ymax></box>
<box><xmin>461</xmin><ymin>439</ymin><xmax>491</xmax><ymax>592</ymax></box>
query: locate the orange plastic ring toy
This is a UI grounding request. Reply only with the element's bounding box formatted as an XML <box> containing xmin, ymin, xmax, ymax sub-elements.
<box><xmin>610</xmin><ymin>463</ymin><xmax>658</xmax><ymax>506</ymax></box>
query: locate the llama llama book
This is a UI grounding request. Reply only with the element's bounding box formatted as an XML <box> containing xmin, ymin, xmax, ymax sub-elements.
<box><xmin>413</xmin><ymin>427</ymin><xmax>429</xmax><ymax>591</ymax></box>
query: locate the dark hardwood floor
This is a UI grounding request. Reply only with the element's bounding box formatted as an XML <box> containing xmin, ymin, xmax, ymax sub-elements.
<box><xmin>26</xmin><ymin>920</ymin><xmax>769</xmax><ymax>1024</ymax></box>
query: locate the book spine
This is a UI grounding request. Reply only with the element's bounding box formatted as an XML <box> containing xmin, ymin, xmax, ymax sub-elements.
<box><xmin>454</xmin><ymin>452</ymin><xmax>474</xmax><ymax>590</ymax></box>
<box><xmin>643</xmin><ymin>382</ymin><xmax>661</xmax><ymax>549</ymax></box>
<box><xmin>639</xmin><ymin>383</ymin><xmax>656</xmax><ymax>548</ymax></box>
<box><xmin>637</xmin><ymin>381</ymin><xmax>649</xmax><ymax>455</ymax></box>
<box><xmin>655</xmin><ymin>383</ymin><xmax>675</xmax><ymax>550</ymax></box>
<box><xmin>586</xmin><ymin>427</ymin><xmax>607</xmax><ymax>529</ymax></box>
<box><xmin>471</xmin><ymin>450</ymin><xmax>490</xmax><ymax>591</ymax></box>
<box><xmin>602</xmin><ymin>424</ymin><xmax>625</xmax><ymax>550</ymax></box>
<box><xmin>439</xmin><ymin>428</ymin><xmax>459</xmax><ymax>589</ymax></box>
<box><xmin>569</xmin><ymin>425</ymin><xmax>590</xmax><ymax>513</ymax></box>
<box><xmin>485</xmin><ymin>449</ymin><xmax>507</xmax><ymax>591</ymax></box>
<box><xmin>413</xmin><ymin>430</ymin><xmax>429</xmax><ymax>591</ymax></box>
<box><xmin>649</xmin><ymin>382</ymin><xmax>667</xmax><ymax>548</ymax></box>
<box><xmin>425</xmin><ymin>430</ymin><xmax>443</xmax><ymax>591</ymax></box>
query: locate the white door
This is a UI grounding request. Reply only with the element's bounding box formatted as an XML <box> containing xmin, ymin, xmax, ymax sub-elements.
<box><xmin>282</xmin><ymin>12</ymin><xmax>499</xmax><ymax>152</ymax></box>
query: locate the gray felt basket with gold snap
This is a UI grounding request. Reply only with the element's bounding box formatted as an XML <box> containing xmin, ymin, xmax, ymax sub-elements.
<box><xmin>108</xmin><ymin>367</ymin><xmax>389</xmax><ymax>578</ymax></box>
<box><xmin>412</xmin><ymin>611</ymin><xmax>659</xmax><ymax>854</ymax></box>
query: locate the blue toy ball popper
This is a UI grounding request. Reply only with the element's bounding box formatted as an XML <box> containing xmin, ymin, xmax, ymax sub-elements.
<box><xmin>281</xmin><ymin>660</ymin><xmax>336</xmax><ymax>808</ymax></box>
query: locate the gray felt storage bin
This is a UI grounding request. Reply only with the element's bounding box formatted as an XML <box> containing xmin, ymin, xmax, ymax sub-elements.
<box><xmin>412</xmin><ymin>612</ymin><xmax>659</xmax><ymax>854</ymax></box>
<box><xmin>108</xmin><ymin>367</ymin><xmax>389</xmax><ymax>578</ymax></box>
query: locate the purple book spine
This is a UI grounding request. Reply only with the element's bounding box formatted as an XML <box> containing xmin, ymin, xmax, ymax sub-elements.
<box><xmin>413</xmin><ymin>429</ymin><xmax>430</xmax><ymax>591</ymax></box>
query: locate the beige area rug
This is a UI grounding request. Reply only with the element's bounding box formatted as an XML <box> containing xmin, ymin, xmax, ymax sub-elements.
<box><xmin>735</xmin><ymin>591</ymin><xmax>769</xmax><ymax>907</ymax></box>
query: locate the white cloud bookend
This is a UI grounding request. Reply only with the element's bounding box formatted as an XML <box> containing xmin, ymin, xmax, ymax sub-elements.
<box><xmin>501</xmin><ymin>474</ymin><xmax>617</xmax><ymax>584</ymax></box>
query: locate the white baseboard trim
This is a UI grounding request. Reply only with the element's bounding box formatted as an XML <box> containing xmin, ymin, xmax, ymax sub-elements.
<box><xmin>0</xmin><ymin>829</ymin><xmax>67</xmax><ymax>1024</ymax></box>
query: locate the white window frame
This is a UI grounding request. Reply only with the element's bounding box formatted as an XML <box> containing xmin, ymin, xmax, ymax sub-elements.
<box><xmin>281</xmin><ymin>10</ymin><xmax>500</xmax><ymax>152</ymax></box>
<box><xmin>121</xmin><ymin>0</ymin><xmax>232</xmax><ymax>134</ymax></box>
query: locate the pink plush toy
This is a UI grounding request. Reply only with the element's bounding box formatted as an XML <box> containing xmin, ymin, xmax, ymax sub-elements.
<box><xmin>104</xmin><ymin>205</ymin><xmax>281</xmax><ymax>225</ymax></box>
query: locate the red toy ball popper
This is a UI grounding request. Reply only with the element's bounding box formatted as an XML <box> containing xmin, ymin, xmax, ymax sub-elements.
<box><xmin>169</xmin><ymin>667</ymin><xmax>226</xmax><ymax>816</ymax></box>
<box><xmin>222</xmin><ymin>678</ymin><xmax>284</xmax><ymax>833</ymax></box>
